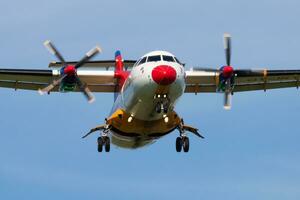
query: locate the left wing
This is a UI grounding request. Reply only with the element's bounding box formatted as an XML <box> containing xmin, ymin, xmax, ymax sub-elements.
<box><xmin>0</xmin><ymin>68</ymin><xmax>116</xmax><ymax>92</ymax></box>
<box><xmin>185</xmin><ymin>68</ymin><xmax>300</xmax><ymax>93</ymax></box>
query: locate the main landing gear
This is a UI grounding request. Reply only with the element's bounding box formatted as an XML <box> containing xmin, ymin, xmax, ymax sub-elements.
<box><xmin>176</xmin><ymin>119</ymin><xmax>189</xmax><ymax>152</ymax></box>
<box><xmin>97</xmin><ymin>128</ymin><xmax>110</xmax><ymax>153</ymax></box>
<box><xmin>97</xmin><ymin>136</ymin><xmax>110</xmax><ymax>152</ymax></box>
<box><xmin>81</xmin><ymin>123</ymin><xmax>112</xmax><ymax>153</ymax></box>
<box><xmin>175</xmin><ymin>119</ymin><xmax>205</xmax><ymax>153</ymax></box>
<box><xmin>176</xmin><ymin>136</ymin><xmax>190</xmax><ymax>152</ymax></box>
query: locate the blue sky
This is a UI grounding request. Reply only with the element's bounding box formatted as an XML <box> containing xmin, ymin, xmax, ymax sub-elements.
<box><xmin>1</xmin><ymin>0</ymin><xmax>300</xmax><ymax>199</ymax></box>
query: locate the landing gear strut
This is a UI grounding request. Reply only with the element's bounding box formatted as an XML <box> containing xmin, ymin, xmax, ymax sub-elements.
<box><xmin>82</xmin><ymin>122</ymin><xmax>112</xmax><ymax>153</ymax></box>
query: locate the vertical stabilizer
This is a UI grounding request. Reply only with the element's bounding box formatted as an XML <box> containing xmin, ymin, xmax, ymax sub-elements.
<box><xmin>114</xmin><ymin>50</ymin><xmax>129</xmax><ymax>101</ymax></box>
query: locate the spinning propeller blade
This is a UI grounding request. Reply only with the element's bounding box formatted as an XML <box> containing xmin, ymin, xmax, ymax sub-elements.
<box><xmin>224</xmin><ymin>92</ymin><xmax>232</xmax><ymax>110</ymax></box>
<box><xmin>38</xmin><ymin>74</ymin><xmax>67</xmax><ymax>95</ymax></box>
<box><xmin>44</xmin><ymin>40</ymin><xmax>66</xmax><ymax>66</ymax></box>
<box><xmin>75</xmin><ymin>75</ymin><xmax>95</xmax><ymax>103</ymax></box>
<box><xmin>75</xmin><ymin>46</ymin><xmax>102</xmax><ymax>69</ymax></box>
<box><xmin>223</xmin><ymin>33</ymin><xmax>231</xmax><ymax>66</ymax></box>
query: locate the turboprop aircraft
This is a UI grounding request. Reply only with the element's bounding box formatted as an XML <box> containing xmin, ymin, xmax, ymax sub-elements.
<box><xmin>1</xmin><ymin>33</ymin><xmax>300</xmax><ymax>153</ymax></box>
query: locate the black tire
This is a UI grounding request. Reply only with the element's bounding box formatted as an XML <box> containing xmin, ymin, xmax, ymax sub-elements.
<box><xmin>97</xmin><ymin>137</ymin><xmax>103</xmax><ymax>152</ymax></box>
<box><xmin>176</xmin><ymin>137</ymin><xmax>182</xmax><ymax>152</ymax></box>
<box><xmin>105</xmin><ymin>137</ymin><xmax>110</xmax><ymax>152</ymax></box>
<box><xmin>183</xmin><ymin>137</ymin><xmax>189</xmax><ymax>153</ymax></box>
<box><xmin>155</xmin><ymin>103</ymin><xmax>161</xmax><ymax>113</ymax></box>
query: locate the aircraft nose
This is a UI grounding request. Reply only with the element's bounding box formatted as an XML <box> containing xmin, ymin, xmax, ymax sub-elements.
<box><xmin>151</xmin><ymin>65</ymin><xmax>177</xmax><ymax>85</ymax></box>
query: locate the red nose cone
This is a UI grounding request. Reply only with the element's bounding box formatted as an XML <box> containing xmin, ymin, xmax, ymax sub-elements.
<box><xmin>152</xmin><ymin>65</ymin><xmax>177</xmax><ymax>85</ymax></box>
<box><xmin>64</xmin><ymin>65</ymin><xmax>76</xmax><ymax>76</ymax></box>
<box><xmin>222</xmin><ymin>66</ymin><xmax>234</xmax><ymax>78</ymax></box>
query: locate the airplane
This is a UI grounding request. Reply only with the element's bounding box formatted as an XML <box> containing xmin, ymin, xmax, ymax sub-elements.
<box><xmin>1</xmin><ymin>33</ymin><xmax>300</xmax><ymax>153</ymax></box>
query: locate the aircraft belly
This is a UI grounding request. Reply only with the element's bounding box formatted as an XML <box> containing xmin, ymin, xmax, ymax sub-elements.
<box><xmin>106</xmin><ymin>108</ymin><xmax>181</xmax><ymax>149</ymax></box>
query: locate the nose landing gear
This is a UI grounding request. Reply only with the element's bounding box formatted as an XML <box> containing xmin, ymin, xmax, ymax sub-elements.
<box><xmin>154</xmin><ymin>94</ymin><xmax>170</xmax><ymax>114</ymax></box>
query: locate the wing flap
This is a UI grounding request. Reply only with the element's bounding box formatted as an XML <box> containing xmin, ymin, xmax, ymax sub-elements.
<box><xmin>0</xmin><ymin>69</ymin><xmax>57</xmax><ymax>83</ymax></box>
<box><xmin>234</xmin><ymin>81</ymin><xmax>298</xmax><ymax>92</ymax></box>
<box><xmin>185</xmin><ymin>70</ymin><xmax>218</xmax><ymax>84</ymax></box>
<box><xmin>0</xmin><ymin>80</ymin><xmax>116</xmax><ymax>93</ymax></box>
<box><xmin>0</xmin><ymin>81</ymin><xmax>50</xmax><ymax>91</ymax></box>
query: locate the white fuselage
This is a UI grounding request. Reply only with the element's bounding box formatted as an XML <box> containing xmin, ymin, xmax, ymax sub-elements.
<box><xmin>107</xmin><ymin>51</ymin><xmax>187</xmax><ymax>149</ymax></box>
<box><xmin>112</xmin><ymin>51</ymin><xmax>186</xmax><ymax>121</ymax></box>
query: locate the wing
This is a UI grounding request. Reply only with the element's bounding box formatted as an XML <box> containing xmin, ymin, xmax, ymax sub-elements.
<box><xmin>0</xmin><ymin>68</ymin><xmax>116</xmax><ymax>92</ymax></box>
<box><xmin>185</xmin><ymin>68</ymin><xmax>300</xmax><ymax>93</ymax></box>
<box><xmin>48</xmin><ymin>60</ymin><xmax>136</xmax><ymax>70</ymax></box>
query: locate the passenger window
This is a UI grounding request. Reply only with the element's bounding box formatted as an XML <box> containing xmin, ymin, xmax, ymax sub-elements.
<box><xmin>147</xmin><ymin>55</ymin><xmax>161</xmax><ymax>62</ymax></box>
<box><xmin>138</xmin><ymin>57</ymin><xmax>147</xmax><ymax>66</ymax></box>
<box><xmin>162</xmin><ymin>55</ymin><xmax>175</xmax><ymax>62</ymax></box>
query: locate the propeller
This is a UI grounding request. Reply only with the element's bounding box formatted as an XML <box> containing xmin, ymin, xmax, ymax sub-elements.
<box><xmin>194</xmin><ymin>34</ymin><xmax>265</xmax><ymax>109</ymax></box>
<box><xmin>221</xmin><ymin>33</ymin><xmax>234</xmax><ymax>110</ymax></box>
<box><xmin>39</xmin><ymin>41</ymin><xmax>101</xmax><ymax>103</ymax></box>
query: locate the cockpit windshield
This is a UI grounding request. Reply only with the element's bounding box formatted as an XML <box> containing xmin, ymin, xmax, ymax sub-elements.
<box><xmin>162</xmin><ymin>55</ymin><xmax>175</xmax><ymax>62</ymax></box>
<box><xmin>138</xmin><ymin>57</ymin><xmax>147</xmax><ymax>65</ymax></box>
<box><xmin>147</xmin><ymin>55</ymin><xmax>161</xmax><ymax>62</ymax></box>
<box><xmin>136</xmin><ymin>54</ymin><xmax>182</xmax><ymax>67</ymax></box>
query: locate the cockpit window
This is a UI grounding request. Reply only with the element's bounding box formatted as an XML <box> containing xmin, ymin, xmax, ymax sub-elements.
<box><xmin>174</xmin><ymin>57</ymin><xmax>182</xmax><ymax>65</ymax></box>
<box><xmin>162</xmin><ymin>55</ymin><xmax>175</xmax><ymax>62</ymax></box>
<box><xmin>147</xmin><ymin>55</ymin><xmax>161</xmax><ymax>62</ymax></box>
<box><xmin>134</xmin><ymin>58</ymin><xmax>141</xmax><ymax>67</ymax></box>
<box><xmin>138</xmin><ymin>57</ymin><xmax>147</xmax><ymax>66</ymax></box>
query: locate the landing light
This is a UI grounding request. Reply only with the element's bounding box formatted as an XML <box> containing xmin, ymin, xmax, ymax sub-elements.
<box><xmin>128</xmin><ymin>116</ymin><xmax>133</xmax><ymax>123</ymax></box>
<box><xmin>164</xmin><ymin>117</ymin><xmax>169</xmax><ymax>123</ymax></box>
